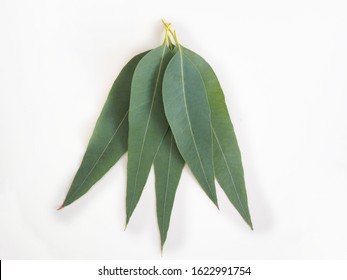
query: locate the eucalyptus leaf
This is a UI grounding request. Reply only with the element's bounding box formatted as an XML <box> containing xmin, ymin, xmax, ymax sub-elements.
<box><xmin>61</xmin><ymin>51</ymin><xmax>148</xmax><ymax>208</ymax></box>
<box><xmin>184</xmin><ymin>48</ymin><xmax>252</xmax><ymax>228</ymax></box>
<box><xmin>154</xmin><ymin>129</ymin><xmax>184</xmax><ymax>249</ymax></box>
<box><xmin>162</xmin><ymin>49</ymin><xmax>218</xmax><ymax>207</ymax></box>
<box><xmin>62</xmin><ymin>21</ymin><xmax>253</xmax><ymax>249</ymax></box>
<box><xmin>126</xmin><ymin>45</ymin><xmax>173</xmax><ymax>225</ymax></box>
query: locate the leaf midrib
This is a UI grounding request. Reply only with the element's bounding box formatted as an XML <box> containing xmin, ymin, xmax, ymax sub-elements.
<box><xmin>179</xmin><ymin>51</ymin><xmax>214</xmax><ymax>199</ymax></box>
<box><xmin>184</xmin><ymin>52</ymin><xmax>248</xmax><ymax>219</ymax></box>
<box><xmin>128</xmin><ymin>46</ymin><xmax>167</xmax><ymax>213</ymax></box>
<box><xmin>161</xmin><ymin>134</ymin><xmax>173</xmax><ymax>242</ymax></box>
<box><xmin>212</xmin><ymin>128</ymin><xmax>247</xmax><ymax>217</ymax></box>
<box><xmin>67</xmin><ymin>111</ymin><xmax>129</xmax><ymax>201</ymax></box>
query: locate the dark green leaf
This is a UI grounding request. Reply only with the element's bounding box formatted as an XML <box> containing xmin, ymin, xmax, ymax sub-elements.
<box><xmin>184</xmin><ymin>47</ymin><xmax>253</xmax><ymax>228</ymax></box>
<box><xmin>154</xmin><ymin>129</ymin><xmax>185</xmax><ymax>249</ymax></box>
<box><xmin>126</xmin><ymin>45</ymin><xmax>173</xmax><ymax>225</ymax></box>
<box><xmin>162</xmin><ymin>49</ymin><xmax>218</xmax><ymax>207</ymax></box>
<box><xmin>61</xmin><ymin>51</ymin><xmax>148</xmax><ymax>208</ymax></box>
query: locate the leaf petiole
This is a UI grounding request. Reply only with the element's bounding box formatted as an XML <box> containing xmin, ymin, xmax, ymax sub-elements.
<box><xmin>162</xmin><ymin>19</ymin><xmax>180</xmax><ymax>51</ymax></box>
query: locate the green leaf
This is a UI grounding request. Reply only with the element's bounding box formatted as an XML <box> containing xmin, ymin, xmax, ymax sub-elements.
<box><xmin>162</xmin><ymin>49</ymin><xmax>218</xmax><ymax>207</ymax></box>
<box><xmin>126</xmin><ymin>45</ymin><xmax>173</xmax><ymax>224</ymax></box>
<box><xmin>183</xmin><ymin>47</ymin><xmax>253</xmax><ymax>228</ymax></box>
<box><xmin>154</xmin><ymin>129</ymin><xmax>185</xmax><ymax>249</ymax></box>
<box><xmin>61</xmin><ymin>51</ymin><xmax>149</xmax><ymax>208</ymax></box>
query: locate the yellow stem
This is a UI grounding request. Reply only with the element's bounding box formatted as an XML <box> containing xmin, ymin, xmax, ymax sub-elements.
<box><xmin>161</xmin><ymin>19</ymin><xmax>180</xmax><ymax>49</ymax></box>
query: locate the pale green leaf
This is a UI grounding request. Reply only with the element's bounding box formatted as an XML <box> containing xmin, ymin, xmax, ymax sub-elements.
<box><xmin>154</xmin><ymin>129</ymin><xmax>184</xmax><ymax>249</ymax></box>
<box><xmin>62</xmin><ymin>51</ymin><xmax>148</xmax><ymax>208</ymax></box>
<box><xmin>162</xmin><ymin>49</ymin><xmax>218</xmax><ymax>207</ymax></box>
<box><xmin>184</xmin><ymin>47</ymin><xmax>252</xmax><ymax>228</ymax></box>
<box><xmin>126</xmin><ymin>45</ymin><xmax>173</xmax><ymax>225</ymax></box>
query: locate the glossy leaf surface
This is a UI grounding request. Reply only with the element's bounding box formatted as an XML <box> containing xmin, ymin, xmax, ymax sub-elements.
<box><xmin>154</xmin><ymin>129</ymin><xmax>184</xmax><ymax>248</ymax></box>
<box><xmin>184</xmin><ymin>48</ymin><xmax>252</xmax><ymax>228</ymax></box>
<box><xmin>126</xmin><ymin>45</ymin><xmax>172</xmax><ymax>224</ymax></box>
<box><xmin>62</xmin><ymin>51</ymin><xmax>148</xmax><ymax>208</ymax></box>
<box><xmin>162</xmin><ymin>49</ymin><xmax>218</xmax><ymax>207</ymax></box>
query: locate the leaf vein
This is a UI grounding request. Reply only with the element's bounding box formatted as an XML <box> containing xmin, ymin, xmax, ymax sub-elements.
<box><xmin>128</xmin><ymin>46</ymin><xmax>167</xmax><ymax>212</ymax></box>
<box><xmin>68</xmin><ymin>110</ymin><xmax>129</xmax><ymax>200</ymax></box>
<box><xmin>162</xmin><ymin>134</ymin><xmax>173</xmax><ymax>237</ymax></box>
<box><xmin>212</xmin><ymin>128</ymin><xmax>246</xmax><ymax>216</ymax></box>
<box><xmin>179</xmin><ymin>52</ymin><xmax>214</xmax><ymax>199</ymax></box>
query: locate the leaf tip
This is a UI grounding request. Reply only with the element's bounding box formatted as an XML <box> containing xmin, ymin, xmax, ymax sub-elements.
<box><xmin>210</xmin><ymin>191</ymin><xmax>219</xmax><ymax>209</ymax></box>
<box><xmin>248</xmin><ymin>220</ymin><xmax>254</xmax><ymax>231</ymax></box>
<box><xmin>57</xmin><ymin>204</ymin><xmax>65</xmax><ymax>211</ymax></box>
<box><xmin>214</xmin><ymin>199</ymin><xmax>220</xmax><ymax>210</ymax></box>
<box><xmin>124</xmin><ymin>220</ymin><xmax>129</xmax><ymax>231</ymax></box>
<box><xmin>124</xmin><ymin>216</ymin><xmax>130</xmax><ymax>231</ymax></box>
<box><xmin>160</xmin><ymin>242</ymin><xmax>165</xmax><ymax>257</ymax></box>
<box><xmin>243</xmin><ymin>215</ymin><xmax>253</xmax><ymax>230</ymax></box>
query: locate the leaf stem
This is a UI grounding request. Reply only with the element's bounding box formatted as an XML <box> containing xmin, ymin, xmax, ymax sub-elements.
<box><xmin>171</xmin><ymin>30</ymin><xmax>181</xmax><ymax>50</ymax></box>
<box><xmin>161</xmin><ymin>19</ymin><xmax>181</xmax><ymax>51</ymax></box>
<box><xmin>162</xmin><ymin>19</ymin><xmax>171</xmax><ymax>46</ymax></box>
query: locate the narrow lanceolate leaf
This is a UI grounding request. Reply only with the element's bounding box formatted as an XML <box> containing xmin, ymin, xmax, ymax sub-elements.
<box><xmin>126</xmin><ymin>45</ymin><xmax>172</xmax><ymax>224</ymax></box>
<box><xmin>62</xmin><ymin>51</ymin><xmax>149</xmax><ymax>208</ymax></box>
<box><xmin>162</xmin><ymin>49</ymin><xmax>218</xmax><ymax>207</ymax></box>
<box><xmin>184</xmin><ymin>48</ymin><xmax>253</xmax><ymax>228</ymax></box>
<box><xmin>154</xmin><ymin>130</ymin><xmax>184</xmax><ymax>249</ymax></box>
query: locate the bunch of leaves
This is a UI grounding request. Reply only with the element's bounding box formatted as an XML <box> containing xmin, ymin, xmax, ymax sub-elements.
<box><xmin>60</xmin><ymin>20</ymin><xmax>252</xmax><ymax>250</ymax></box>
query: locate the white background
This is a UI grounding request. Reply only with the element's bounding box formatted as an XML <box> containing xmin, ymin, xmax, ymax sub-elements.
<box><xmin>1</xmin><ymin>0</ymin><xmax>347</xmax><ymax>259</ymax></box>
